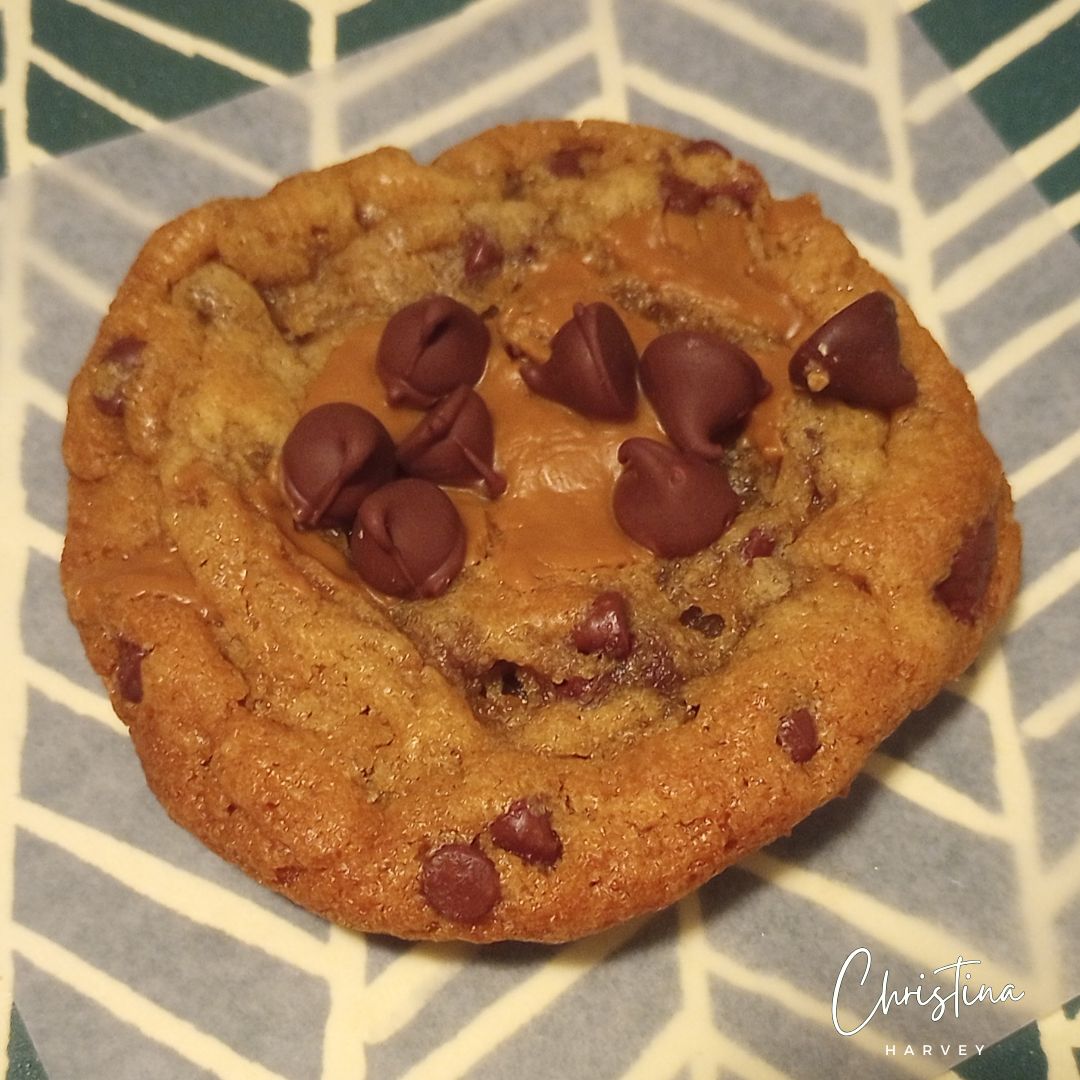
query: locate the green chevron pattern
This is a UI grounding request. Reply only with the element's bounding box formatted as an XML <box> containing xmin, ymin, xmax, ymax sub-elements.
<box><xmin>2</xmin><ymin>2</ymin><xmax>1078</xmax><ymax>1079</ymax></box>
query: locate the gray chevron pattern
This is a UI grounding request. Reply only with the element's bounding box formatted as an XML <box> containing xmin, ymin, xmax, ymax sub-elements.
<box><xmin>2</xmin><ymin>1</ymin><xmax>1079</xmax><ymax>1077</ymax></box>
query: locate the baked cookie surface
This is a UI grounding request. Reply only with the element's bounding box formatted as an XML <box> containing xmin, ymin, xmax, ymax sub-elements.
<box><xmin>61</xmin><ymin>120</ymin><xmax>1020</xmax><ymax>942</ymax></box>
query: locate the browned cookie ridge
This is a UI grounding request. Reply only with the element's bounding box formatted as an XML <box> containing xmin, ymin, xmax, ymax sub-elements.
<box><xmin>61</xmin><ymin>120</ymin><xmax>1020</xmax><ymax>942</ymax></box>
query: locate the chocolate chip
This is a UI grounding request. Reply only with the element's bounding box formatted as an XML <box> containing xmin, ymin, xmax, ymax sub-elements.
<box><xmin>553</xmin><ymin>673</ymin><xmax>610</xmax><ymax>703</ymax></box>
<box><xmin>638</xmin><ymin>644</ymin><xmax>681</xmax><ymax>692</ymax></box>
<box><xmin>547</xmin><ymin>144</ymin><xmax>598</xmax><ymax>178</ymax></box>
<box><xmin>280</xmin><ymin>403</ymin><xmax>397</xmax><ymax>529</ymax></box>
<box><xmin>717</xmin><ymin>174</ymin><xmax>760</xmax><ymax>211</ymax></box>
<box><xmin>660</xmin><ymin>171</ymin><xmax>717</xmax><ymax>215</ymax></box>
<box><xmin>789</xmin><ymin>292</ymin><xmax>916</xmax><ymax>411</ymax></box>
<box><xmin>777</xmin><ymin>709</ymin><xmax>820</xmax><ymax>763</ymax></box>
<box><xmin>396</xmin><ymin>385</ymin><xmax>506</xmax><ymax>498</ymax></box>
<box><xmin>462</xmin><ymin>228</ymin><xmax>504</xmax><ymax>282</ymax></box>
<box><xmin>356</xmin><ymin>204</ymin><xmax>380</xmax><ymax>229</ymax></box>
<box><xmin>521</xmin><ymin>302</ymin><xmax>638</xmax><ymax>421</ymax></box>
<box><xmin>683</xmin><ymin>138</ymin><xmax>732</xmax><ymax>158</ymax></box>
<box><xmin>640</xmin><ymin>331</ymin><xmax>770</xmax><ymax>459</ymax></box>
<box><xmin>376</xmin><ymin>295</ymin><xmax>490</xmax><ymax>408</ymax></box>
<box><xmin>613</xmin><ymin>438</ymin><xmax>740</xmax><ymax>557</ymax></box>
<box><xmin>572</xmin><ymin>591</ymin><xmax>633</xmax><ymax>659</ymax></box>
<box><xmin>350</xmin><ymin>478</ymin><xmax>466</xmax><ymax>598</ymax></box>
<box><xmin>741</xmin><ymin>527</ymin><xmax>776</xmax><ymax>562</ymax></box>
<box><xmin>115</xmin><ymin>637</ymin><xmax>149</xmax><ymax>703</ymax></box>
<box><xmin>490</xmin><ymin>799</ymin><xmax>563</xmax><ymax>865</ymax></box>
<box><xmin>678</xmin><ymin>605</ymin><xmax>725</xmax><ymax>638</ymax></box>
<box><xmin>92</xmin><ymin>337</ymin><xmax>145</xmax><ymax>416</ymax></box>
<box><xmin>934</xmin><ymin>514</ymin><xmax>997</xmax><ymax>624</ymax></box>
<box><xmin>808</xmin><ymin>475</ymin><xmax>832</xmax><ymax>513</ymax></box>
<box><xmin>420</xmin><ymin>842</ymin><xmax>501</xmax><ymax>923</ymax></box>
<box><xmin>502</xmin><ymin>170</ymin><xmax>525</xmax><ymax>199</ymax></box>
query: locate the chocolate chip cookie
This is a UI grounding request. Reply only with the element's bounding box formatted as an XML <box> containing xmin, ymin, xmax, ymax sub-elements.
<box><xmin>61</xmin><ymin>120</ymin><xmax>1020</xmax><ymax>942</ymax></box>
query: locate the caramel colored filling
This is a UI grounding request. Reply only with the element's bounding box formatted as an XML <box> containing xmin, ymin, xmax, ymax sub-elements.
<box><xmin>302</xmin><ymin>316</ymin><xmax>663</xmax><ymax>586</ymax></box>
<box><xmin>68</xmin><ymin>545</ymin><xmax>210</xmax><ymax>616</ymax></box>
<box><xmin>290</xmin><ymin>207</ymin><xmax>805</xmax><ymax>587</ymax></box>
<box><xmin>251</xmin><ymin>476</ymin><xmax>363</xmax><ymax>582</ymax></box>
<box><xmin>605</xmin><ymin>208</ymin><xmax>803</xmax><ymax>341</ymax></box>
<box><xmin>494</xmin><ymin>252</ymin><xmax>657</xmax><ymax>359</ymax></box>
<box><xmin>744</xmin><ymin>345</ymin><xmax>795</xmax><ymax>462</ymax></box>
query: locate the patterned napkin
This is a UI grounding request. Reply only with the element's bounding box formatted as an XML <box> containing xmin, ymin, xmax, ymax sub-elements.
<box><xmin>3</xmin><ymin>2</ymin><xmax>1079</xmax><ymax>1077</ymax></box>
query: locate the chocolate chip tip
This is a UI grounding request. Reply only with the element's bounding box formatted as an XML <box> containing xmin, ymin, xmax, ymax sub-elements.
<box><xmin>641</xmin><ymin>331</ymin><xmax>767</xmax><ymax>457</ymax></box>
<box><xmin>115</xmin><ymin>637</ymin><xmax>150</xmax><ymax>704</ymax></box>
<box><xmin>350</xmin><ymin>478</ymin><xmax>467</xmax><ymax>599</ymax></box>
<box><xmin>376</xmin><ymin>294</ymin><xmax>490</xmax><ymax>409</ymax></box>
<box><xmin>777</xmin><ymin>708</ymin><xmax>820</xmax><ymax>764</ymax></box>
<box><xmin>789</xmin><ymin>291</ymin><xmax>916</xmax><ymax>412</ymax></box>
<box><xmin>420</xmin><ymin>841</ymin><xmax>501</xmax><ymax>923</ymax></box>
<box><xmin>572</xmin><ymin>591</ymin><xmax>634</xmax><ymax>659</ymax></box>
<box><xmin>522</xmin><ymin>302</ymin><xmax>639</xmax><ymax>421</ymax></box>
<box><xmin>934</xmin><ymin>513</ymin><xmax>998</xmax><ymax>625</ymax></box>
<box><xmin>614</xmin><ymin>438</ymin><xmax>740</xmax><ymax>558</ymax></box>
<box><xmin>490</xmin><ymin>798</ymin><xmax>563</xmax><ymax>865</ymax></box>
<box><xmin>279</xmin><ymin>402</ymin><xmax>397</xmax><ymax>529</ymax></box>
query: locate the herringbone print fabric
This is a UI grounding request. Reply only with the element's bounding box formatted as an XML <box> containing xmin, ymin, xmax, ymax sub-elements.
<box><xmin>2</xmin><ymin>2</ymin><xmax>1078</xmax><ymax>1078</ymax></box>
